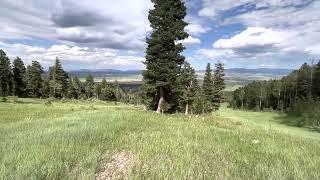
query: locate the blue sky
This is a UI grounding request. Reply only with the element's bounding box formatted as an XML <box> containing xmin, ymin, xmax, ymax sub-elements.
<box><xmin>0</xmin><ymin>0</ymin><xmax>319</xmax><ymax>70</ymax></box>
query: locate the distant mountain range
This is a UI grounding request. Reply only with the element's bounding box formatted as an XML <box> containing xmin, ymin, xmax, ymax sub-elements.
<box><xmin>67</xmin><ymin>68</ymin><xmax>293</xmax><ymax>77</ymax></box>
<box><xmin>71</xmin><ymin>69</ymin><xmax>142</xmax><ymax>74</ymax></box>
<box><xmin>223</xmin><ymin>68</ymin><xmax>292</xmax><ymax>75</ymax></box>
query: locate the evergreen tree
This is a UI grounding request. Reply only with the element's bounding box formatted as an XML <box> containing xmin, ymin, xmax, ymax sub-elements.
<box><xmin>41</xmin><ymin>77</ymin><xmax>50</xmax><ymax>98</ymax></box>
<box><xmin>94</xmin><ymin>83</ymin><xmax>101</xmax><ymax>99</ymax></box>
<box><xmin>313</xmin><ymin>61</ymin><xmax>320</xmax><ymax>98</ymax></box>
<box><xmin>85</xmin><ymin>74</ymin><xmax>95</xmax><ymax>98</ymax></box>
<box><xmin>48</xmin><ymin>57</ymin><xmax>68</xmax><ymax>98</ymax></box>
<box><xmin>192</xmin><ymin>88</ymin><xmax>212</xmax><ymax>114</ymax></box>
<box><xmin>100</xmin><ymin>78</ymin><xmax>115</xmax><ymax>101</ymax></box>
<box><xmin>202</xmin><ymin>63</ymin><xmax>214</xmax><ymax>112</ymax></box>
<box><xmin>231</xmin><ymin>87</ymin><xmax>245</xmax><ymax>109</ymax></box>
<box><xmin>178</xmin><ymin>61</ymin><xmax>198</xmax><ymax>115</ymax></box>
<box><xmin>0</xmin><ymin>49</ymin><xmax>12</xmax><ymax>97</ymax></box>
<box><xmin>142</xmin><ymin>0</ymin><xmax>189</xmax><ymax>113</ymax></box>
<box><xmin>73</xmin><ymin>76</ymin><xmax>83</xmax><ymax>99</ymax></box>
<box><xmin>25</xmin><ymin>61</ymin><xmax>43</xmax><ymax>98</ymax></box>
<box><xmin>212</xmin><ymin>62</ymin><xmax>226</xmax><ymax>111</ymax></box>
<box><xmin>67</xmin><ymin>77</ymin><xmax>76</xmax><ymax>99</ymax></box>
<box><xmin>297</xmin><ymin>63</ymin><xmax>311</xmax><ymax>99</ymax></box>
<box><xmin>113</xmin><ymin>80</ymin><xmax>121</xmax><ymax>104</ymax></box>
<box><xmin>12</xmin><ymin>57</ymin><xmax>26</xmax><ymax>97</ymax></box>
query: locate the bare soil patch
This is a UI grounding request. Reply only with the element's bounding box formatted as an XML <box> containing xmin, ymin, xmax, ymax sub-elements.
<box><xmin>95</xmin><ymin>151</ymin><xmax>135</xmax><ymax>180</ymax></box>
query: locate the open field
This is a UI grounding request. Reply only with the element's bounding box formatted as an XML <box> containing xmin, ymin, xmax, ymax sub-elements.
<box><xmin>1</xmin><ymin>98</ymin><xmax>320</xmax><ymax>179</ymax></box>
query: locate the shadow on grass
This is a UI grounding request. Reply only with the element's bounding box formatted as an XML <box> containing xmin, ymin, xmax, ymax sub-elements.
<box><xmin>274</xmin><ymin>113</ymin><xmax>320</xmax><ymax>133</ymax></box>
<box><xmin>12</xmin><ymin>100</ymin><xmax>42</xmax><ymax>105</ymax></box>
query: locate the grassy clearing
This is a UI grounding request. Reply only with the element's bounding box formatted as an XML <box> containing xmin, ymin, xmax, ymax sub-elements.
<box><xmin>1</xmin><ymin>99</ymin><xmax>320</xmax><ymax>179</ymax></box>
<box><xmin>218</xmin><ymin>105</ymin><xmax>320</xmax><ymax>139</ymax></box>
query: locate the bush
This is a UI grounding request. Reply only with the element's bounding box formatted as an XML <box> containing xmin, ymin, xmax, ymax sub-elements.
<box><xmin>45</xmin><ymin>99</ymin><xmax>52</xmax><ymax>106</ymax></box>
<box><xmin>289</xmin><ymin>100</ymin><xmax>320</xmax><ymax>131</ymax></box>
<box><xmin>1</xmin><ymin>97</ymin><xmax>7</xmax><ymax>102</ymax></box>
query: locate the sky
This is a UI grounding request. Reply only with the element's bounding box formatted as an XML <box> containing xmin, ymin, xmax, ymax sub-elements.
<box><xmin>0</xmin><ymin>0</ymin><xmax>319</xmax><ymax>70</ymax></box>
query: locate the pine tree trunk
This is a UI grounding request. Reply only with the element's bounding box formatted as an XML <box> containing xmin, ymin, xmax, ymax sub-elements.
<box><xmin>185</xmin><ymin>102</ymin><xmax>189</xmax><ymax>115</ymax></box>
<box><xmin>295</xmin><ymin>85</ymin><xmax>298</xmax><ymax>105</ymax></box>
<box><xmin>241</xmin><ymin>97</ymin><xmax>244</xmax><ymax>109</ymax></box>
<box><xmin>259</xmin><ymin>88</ymin><xmax>262</xmax><ymax>110</ymax></box>
<box><xmin>283</xmin><ymin>84</ymin><xmax>287</xmax><ymax>110</ymax></box>
<box><xmin>277</xmin><ymin>88</ymin><xmax>281</xmax><ymax>110</ymax></box>
<box><xmin>202</xmin><ymin>101</ymin><xmax>205</xmax><ymax>115</ymax></box>
<box><xmin>259</xmin><ymin>97</ymin><xmax>262</xmax><ymax>111</ymax></box>
<box><xmin>156</xmin><ymin>87</ymin><xmax>164</xmax><ymax>114</ymax></box>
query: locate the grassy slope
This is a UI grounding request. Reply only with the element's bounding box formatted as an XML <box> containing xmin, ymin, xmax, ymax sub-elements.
<box><xmin>218</xmin><ymin>105</ymin><xmax>320</xmax><ymax>139</ymax></box>
<box><xmin>1</xmin><ymin>99</ymin><xmax>320</xmax><ymax>179</ymax></box>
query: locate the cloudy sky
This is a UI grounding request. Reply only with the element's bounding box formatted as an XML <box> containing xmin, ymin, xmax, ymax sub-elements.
<box><xmin>0</xmin><ymin>0</ymin><xmax>319</xmax><ymax>70</ymax></box>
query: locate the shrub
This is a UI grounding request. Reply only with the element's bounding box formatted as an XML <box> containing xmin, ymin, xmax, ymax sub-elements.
<box><xmin>289</xmin><ymin>100</ymin><xmax>320</xmax><ymax>131</ymax></box>
<box><xmin>1</xmin><ymin>97</ymin><xmax>7</xmax><ymax>102</ymax></box>
<box><xmin>45</xmin><ymin>99</ymin><xmax>52</xmax><ymax>106</ymax></box>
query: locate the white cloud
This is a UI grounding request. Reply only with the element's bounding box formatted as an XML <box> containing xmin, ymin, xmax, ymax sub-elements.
<box><xmin>195</xmin><ymin>0</ymin><xmax>320</xmax><ymax>68</ymax></box>
<box><xmin>197</xmin><ymin>48</ymin><xmax>234</xmax><ymax>59</ymax></box>
<box><xmin>222</xmin><ymin>1</ymin><xmax>320</xmax><ymax>55</ymax></box>
<box><xmin>179</xmin><ymin>36</ymin><xmax>201</xmax><ymax>45</ymax></box>
<box><xmin>196</xmin><ymin>26</ymin><xmax>312</xmax><ymax>61</ymax></box>
<box><xmin>0</xmin><ymin>0</ymin><xmax>153</xmax><ymax>50</ymax></box>
<box><xmin>1</xmin><ymin>0</ymin><xmax>319</xmax><ymax>69</ymax></box>
<box><xmin>198</xmin><ymin>0</ymin><xmax>312</xmax><ymax>19</ymax></box>
<box><xmin>0</xmin><ymin>42</ymin><xmax>144</xmax><ymax>70</ymax></box>
<box><xmin>305</xmin><ymin>45</ymin><xmax>320</xmax><ymax>56</ymax></box>
<box><xmin>213</xmin><ymin>27</ymin><xmax>288</xmax><ymax>49</ymax></box>
<box><xmin>198</xmin><ymin>0</ymin><xmax>252</xmax><ymax>18</ymax></box>
<box><xmin>185</xmin><ymin>23</ymin><xmax>211</xmax><ymax>36</ymax></box>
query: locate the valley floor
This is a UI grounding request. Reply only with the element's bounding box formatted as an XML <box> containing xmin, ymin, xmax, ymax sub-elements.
<box><xmin>1</xmin><ymin>98</ymin><xmax>320</xmax><ymax>179</ymax></box>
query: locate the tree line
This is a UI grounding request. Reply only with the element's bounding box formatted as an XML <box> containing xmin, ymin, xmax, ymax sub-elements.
<box><xmin>0</xmin><ymin>49</ymin><xmax>139</xmax><ymax>104</ymax></box>
<box><xmin>0</xmin><ymin>47</ymin><xmax>225</xmax><ymax>114</ymax></box>
<box><xmin>1</xmin><ymin>0</ymin><xmax>227</xmax><ymax>115</ymax></box>
<box><xmin>230</xmin><ymin>61</ymin><xmax>320</xmax><ymax>130</ymax></box>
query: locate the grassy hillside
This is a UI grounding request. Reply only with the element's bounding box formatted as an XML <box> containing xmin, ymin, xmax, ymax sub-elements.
<box><xmin>1</xmin><ymin>99</ymin><xmax>320</xmax><ymax>179</ymax></box>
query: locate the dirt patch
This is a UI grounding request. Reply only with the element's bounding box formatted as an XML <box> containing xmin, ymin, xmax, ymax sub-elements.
<box><xmin>95</xmin><ymin>151</ymin><xmax>135</xmax><ymax>180</ymax></box>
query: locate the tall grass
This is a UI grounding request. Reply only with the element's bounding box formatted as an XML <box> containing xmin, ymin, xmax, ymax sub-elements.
<box><xmin>1</xmin><ymin>99</ymin><xmax>320</xmax><ymax>179</ymax></box>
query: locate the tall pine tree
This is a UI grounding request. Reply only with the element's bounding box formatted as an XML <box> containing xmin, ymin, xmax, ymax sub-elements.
<box><xmin>85</xmin><ymin>74</ymin><xmax>95</xmax><ymax>98</ymax></box>
<box><xmin>202</xmin><ymin>63</ymin><xmax>214</xmax><ymax>112</ymax></box>
<box><xmin>212</xmin><ymin>62</ymin><xmax>226</xmax><ymax>111</ymax></box>
<box><xmin>142</xmin><ymin>0</ymin><xmax>188</xmax><ymax>113</ymax></box>
<box><xmin>100</xmin><ymin>78</ymin><xmax>115</xmax><ymax>101</ymax></box>
<box><xmin>67</xmin><ymin>77</ymin><xmax>77</xmax><ymax>99</ymax></box>
<box><xmin>48</xmin><ymin>57</ymin><xmax>68</xmax><ymax>98</ymax></box>
<box><xmin>41</xmin><ymin>77</ymin><xmax>50</xmax><ymax>98</ymax></box>
<box><xmin>94</xmin><ymin>83</ymin><xmax>101</xmax><ymax>99</ymax></box>
<box><xmin>12</xmin><ymin>57</ymin><xmax>26</xmax><ymax>97</ymax></box>
<box><xmin>312</xmin><ymin>61</ymin><xmax>320</xmax><ymax>99</ymax></box>
<box><xmin>72</xmin><ymin>76</ymin><xmax>83</xmax><ymax>99</ymax></box>
<box><xmin>0</xmin><ymin>49</ymin><xmax>12</xmax><ymax>97</ymax></box>
<box><xmin>25</xmin><ymin>61</ymin><xmax>43</xmax><ymax>98</ymax></box>
<box><xmin>297</xmin><ymin>63</ymin><xmax>312</xmax><ymax>100</ymax></box>
<box><xmin>178</xmin><ymin>61</ymin><xmax>198</xmax><ymax>115</ymax></box>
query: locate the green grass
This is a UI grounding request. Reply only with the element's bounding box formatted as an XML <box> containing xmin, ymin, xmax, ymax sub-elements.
<box><xmin>1</xmin><ymin>99</ymin><xmax>320</xmax><ymax>179</ymax></box>
<box><xmin>218</xmin><ymin>105</ymin><xmax>320</xmax><ymax>139</ymax></box>
<box><xmin>224</xmin><ymin>84</ymin><xmax>243</xmax><ymax>91</ymax></box>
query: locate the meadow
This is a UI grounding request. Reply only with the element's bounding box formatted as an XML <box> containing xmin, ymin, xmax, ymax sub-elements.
<box><xmin>1</xmin><ymin>98</ymin><xmax>320</xmax><ymax>179</ymax></box>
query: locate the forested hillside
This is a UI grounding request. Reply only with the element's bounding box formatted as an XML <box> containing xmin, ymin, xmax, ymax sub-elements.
<box><xmin>230</xmin><ymin>61</ymin><xmax>320</xmax><ymax>130</ymax></box>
